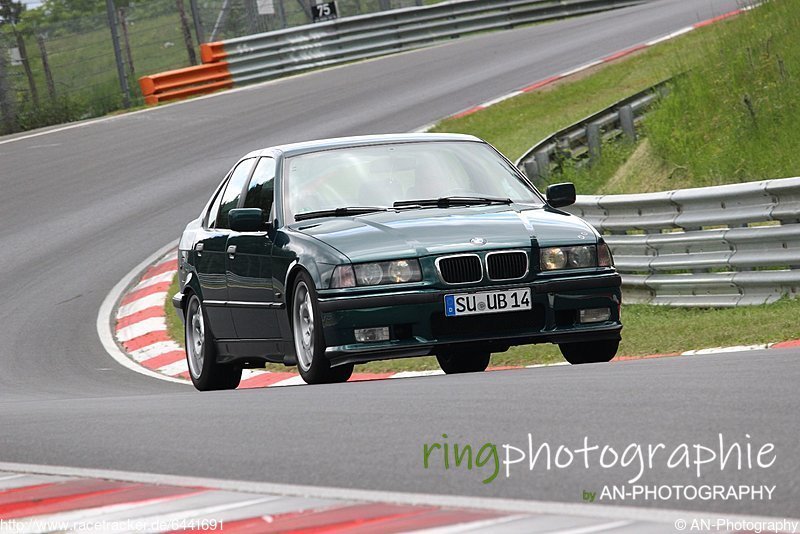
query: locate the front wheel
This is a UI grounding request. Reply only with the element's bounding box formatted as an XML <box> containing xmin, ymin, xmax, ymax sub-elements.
<box><xmin>292</xmin><ymin>272</ymin><xmax>353</xmax><ymax>385</ymax></box>
<box><xmin>436</xmin><ymin>350</ymin><xmax>491</xmax><ymax>374</ymax></box>
<box><xmin>185</xmin><ymin>294</ymin><xmax>242</xmax><ymax>391</ymax></box>
<box><xmin>559</xmin><ymin>339</ymin><xmax>619</xmax><ymax>364</ymax></box>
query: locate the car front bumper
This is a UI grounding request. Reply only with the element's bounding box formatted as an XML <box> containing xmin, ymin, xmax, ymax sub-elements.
<box><xmin>317</xmin><ymin>272</ymin><xmax>623</xmax><ymax>366</ymax></box>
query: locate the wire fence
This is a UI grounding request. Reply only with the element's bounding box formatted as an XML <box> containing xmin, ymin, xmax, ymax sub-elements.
<box><xmin>0</xmin><ymin>0</ymin><xmax>431</xmax><ymax>135</ymax></box>
<box><xmin>195</xmin><ymin>0</ymin><xmax>425</xmax><ymax>42</ymax></box>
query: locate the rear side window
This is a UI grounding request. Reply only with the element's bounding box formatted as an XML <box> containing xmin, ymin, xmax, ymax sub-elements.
<box><xmin>243</xmin><ymin>157</ymin><xmax>276</xmax><ymax>224</ymax></box>
<box><xmin>214</xmin><ymin>158</ymin><xmax>255</xmax><ymax>229</ymax></box>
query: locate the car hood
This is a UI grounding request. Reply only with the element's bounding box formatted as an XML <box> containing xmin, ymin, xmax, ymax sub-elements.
<box><xmin>292</xmin><ymin>205</ymin><xmax>597</xmax><ymax>263</ymax></box>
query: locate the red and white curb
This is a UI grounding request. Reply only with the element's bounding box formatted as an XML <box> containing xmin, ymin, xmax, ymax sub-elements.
<box><xmin>415</xmin><ymin>6</ymin><xmax>753</xmax><ymax>131</ymax></box>
<box><xmin>101</xmin><ymin>245</ymin><xmax>800</xmax><ymax>389</ymax></box>
<box><xmin>1</xmin><ymin>462</ymin><xmax>793</xmax><ymax>534</ymax></box>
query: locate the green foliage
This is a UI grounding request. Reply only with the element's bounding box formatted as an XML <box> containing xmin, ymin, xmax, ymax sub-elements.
<box><xmin>644</xmin><ymin>0</ymin><xmax>800</xmax><ymax>184</ymax></box>
<box><xmin>0</xmin><ymin>0</ymin><xmax>24</xmax><ymax>26</ymax></box>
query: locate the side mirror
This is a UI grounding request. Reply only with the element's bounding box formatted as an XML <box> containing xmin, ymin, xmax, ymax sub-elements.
<box><xmin>229</xmin><ymin>208</ymin><xmax>265</xmax><ymax>232</ymax></box>
<box><xmin>546</xmin><ymin>182</ymin><xmax>576</xmax><ymax>208</ymax></box>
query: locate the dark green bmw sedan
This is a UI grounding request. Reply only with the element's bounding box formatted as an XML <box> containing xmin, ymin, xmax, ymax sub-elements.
<box><xmin>174</xmin><ymin>133</ymin><xmax>622</xmax><ymax>390</ymax></box>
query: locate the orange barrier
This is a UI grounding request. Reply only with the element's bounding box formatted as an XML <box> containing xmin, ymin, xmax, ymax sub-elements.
<box><xmin>138</xmin><ymin>62</ymin><xmax>232</xmax><ymax>105</ymax></box>
<box><xmin>200</xmin><ymin>42</ymin><xmax>227</xmax><ymax>64</ymax></box>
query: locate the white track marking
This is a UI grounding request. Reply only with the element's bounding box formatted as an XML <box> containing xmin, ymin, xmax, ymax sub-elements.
<box><xmin>129</xmin><ymin>341</ymin><xmax>184</xmax><ymax>363</ymax></box>
<box><xmin>157</xmin><ymin>359</ymin><xmax>189</xmax><ymax>376</ymax></box>
<box><xmin>479</xmin><ymin>91</ymin><xmax>523</xmax><ymax>108</ymax></box>
<box><xmin>114</xmin><ymin>497</ymin><xmax>278</xmax><ymax>534</ymax></box>
<box><xmin>0</xmin><ymin>474</ymin><xmax>24</xmax><ymax>481</ymax></box>
<box><xmin>549</xmin><ymin>520</ymin><xmax>634</xmax><ymax>534</ymax></box>
<box><xmin>96</xmin><ymin>240</ymin><xmax>188</xmax><ymax>385</ymax></box>
<box><xmin>115</xmin><ymin>318</ymin><xmax>166</xmax><ymax>342</ymax></box>
<box><xmin>390</xmin><ymin>370</ymin><xmax>445</xmax><ymax>378</ymax></box>
<box><xmin>270</xmin><ymin>375</ymin><xmax>307</xmax><ymax>387</ymax></box>
<box><xmin>116</xmin><ymin>293</ymin><xmax>169</xmax><ymax>319</ymax></box>
<box><xmin>240</xmin><ymin>369</ymin><xmax>269</xmax><ymax>380</ymax></box>
<box><xmin>682</xmin><ymin>344</ymin><xmax>771</xmax><ymax>356</ymax></box>
<box><xmin>645</xmin><ymin>26</ymin><xmax>694</xmax><ymax>46</ymax></box>
<box><xmin>409</xmin><ymin>514</ymin><xmax>531</xmax><ymax>533</ymax></box>
<box><xmin>131</xmin><ymin>271</ymin><xmax>176</xmax><ymax>292</ymax></box>
<box><xmin>0</xmin><ymin>462</ymin><xmax>794</xmax><ymax>527</ymax></box>
<box><xmin>560</xmin><ymin>60</ymin><xmax>603</xmax><ymax>77</ymax></box>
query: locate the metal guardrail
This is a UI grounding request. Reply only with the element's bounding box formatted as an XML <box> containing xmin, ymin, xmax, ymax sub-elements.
<box><xmin>199</xmin><ymin>0</ymin><xmax>649</xmax><ymax>87</ymax></box>
<box><xmin>564</xmin><ymin>178</ymin><xmax>800</xmax><ymax>307</ymax></box>
<box><xmin>515</xmin><ymin>80</ymin><xmax>670</xmax><ymax>185</ymax></box>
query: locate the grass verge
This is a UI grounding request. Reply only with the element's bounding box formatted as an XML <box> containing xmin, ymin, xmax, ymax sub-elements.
<box><xmin>164</xmin><ymin>273</ymin><xmax>800</xmax><ymax>373</ymax></box>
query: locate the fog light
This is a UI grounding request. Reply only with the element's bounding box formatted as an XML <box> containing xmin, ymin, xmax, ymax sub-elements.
<box><xmin>354</xmin><ymin>327</ymin><xmax>390</xmax><ymax>343</ymax></box>
<box><xmin>579</xmin><ymin>308</ymin><xmax>611</xmax><ymax>323</ymax></box>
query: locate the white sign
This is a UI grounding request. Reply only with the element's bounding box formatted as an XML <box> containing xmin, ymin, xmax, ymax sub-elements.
<box><xmin>256</xmin><ymin>0</ymin><xmax>275</xmax><ymax>15</ymax></box>
<box><xmin>10</xmin><ymin>47</ymin><xmax>22</xmax><ymax>66</ymax></box>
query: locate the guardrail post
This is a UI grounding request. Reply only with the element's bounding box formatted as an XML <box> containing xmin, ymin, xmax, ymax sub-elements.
<box><xmin>619</xmin><ymin>105</ymin><xmax>636</xmax><ymax>141</ymax></box>
<box><xmin>587</xmin><ymin>123</ymin><xmax>601</xmax><ymax>163</ymax></box>
<box><xmin>523</xmin><ymin>160</ymin><xmax>539</xmax><ymax>182</ymax></box>
<box><xmin>534</xmin><ymin>151</ymin><xmax>550</xmax><ymax>182</ymax></box>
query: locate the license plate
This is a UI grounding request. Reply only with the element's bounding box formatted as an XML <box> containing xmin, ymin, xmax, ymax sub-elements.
<box><xmin>444</xmin><ymin>288</ymin><xmax>531</xmax><ymax>317</ymax></box>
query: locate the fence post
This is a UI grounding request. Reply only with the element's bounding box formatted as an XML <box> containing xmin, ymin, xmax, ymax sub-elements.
<box><xmin>619</xmin><ymin>105</ymin><xmax>636</xmax><ymax>141</ymax></box>
<box><xmin>117</xmin><ymin>7</ymin><xmax>136</xmax><ymax>78</ymax></box>
<box><xmin>176</xmin><ymin>0</ymin><xmax>198</xmax><ymax>65</ymax></box>
<box><xmin>586</xmin><ymin>122</ymin><xmax>601</xmax><ymax>163</ymax></box>
<box><xmin>35</xmin><ymin>34</ymin><xmax>56</xmax><ymax>100</ymax></box>
<box><xmin>534</xmin><ymin>150</ymin><xmax>550</xmax><ymax>182</ymax></box>
<box><xmin>189</xmin><ymin>0</ymin><xmax>206</xmax><ymax>44</ymax></box>
<box><xmin>0</xmin><ymin>44</ymin><xmax>16</xmax><ymax>133</ymax></box>
<box><xmin>276</xmin><ymin>0</ymin><xmax>288</xmax><ymax>28</ymax></box>
<box><xmin>12</xmin><ymin>26</ymin><xmax>39</xmax><ymax>107</ymax></box>
<box><xmin>105</xmin><ymin>0</ymin><xmax>131</xmax><ymax>108</ymax></box>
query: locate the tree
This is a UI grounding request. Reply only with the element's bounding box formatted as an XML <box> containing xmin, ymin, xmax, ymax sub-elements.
<box><xmin>0</xmin><ymin>0</ymin><xmax>24</xmax><ymax>26</ymax></box>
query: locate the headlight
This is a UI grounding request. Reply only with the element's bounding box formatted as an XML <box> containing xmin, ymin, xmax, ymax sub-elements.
<box><xmin>331</xmin><ymin>259</ymin><xmax>422</xmax><ymax>288</ymax></box>
<box><xmin>540</xmin><ymin>245</ymin><xmax>598</xmax><ymax>271</ymax></box>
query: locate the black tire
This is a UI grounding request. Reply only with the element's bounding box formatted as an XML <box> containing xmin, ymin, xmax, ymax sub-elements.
<box><xmin>559</xmin><ymin>339</ymin><xmax>619</xmax><ymax>364</ymax></box>
<box><xmin>436</xmin><ymin>350</ymin><xmax>491</xmax><ymax>374</ymax></box>
<box><xmin>291</xmin><ymin>272</ymin><xmax>354</xmax><ymax>385</ymax></box>
<box><xmin>184</xmin><ymin>293</ymin><xmax>242</xmax><ymax>391</ymax></box>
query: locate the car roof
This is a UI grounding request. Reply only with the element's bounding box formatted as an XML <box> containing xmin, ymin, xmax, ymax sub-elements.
<box><xmin>242</xmin><ymin>133</ymin><xmax>484</xmax><ymax>159</ymax></box>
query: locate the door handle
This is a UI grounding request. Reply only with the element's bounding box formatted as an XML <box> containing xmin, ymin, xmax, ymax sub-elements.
<box><xmin>227</xmin><ymin>245</ymin><xmax>237</xmax><ymax>259</ymax></box>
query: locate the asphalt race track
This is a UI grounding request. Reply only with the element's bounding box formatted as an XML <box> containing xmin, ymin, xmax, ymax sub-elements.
<box><xmin>1</xmin><ymin>0</ymin><xmax>797</xmax><ymax>519</ymax></box>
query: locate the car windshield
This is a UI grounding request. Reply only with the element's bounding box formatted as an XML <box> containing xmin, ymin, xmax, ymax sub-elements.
<box><xmin>283</xmin><ymin>141</ymin><xmax>543</xmax><ymax>221</ymax></box>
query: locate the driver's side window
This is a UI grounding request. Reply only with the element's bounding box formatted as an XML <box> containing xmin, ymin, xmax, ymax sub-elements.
<box><xmin>207</xmin><ymin>158</ymin><xmax>255</xmax><ymax>229</ymax></box>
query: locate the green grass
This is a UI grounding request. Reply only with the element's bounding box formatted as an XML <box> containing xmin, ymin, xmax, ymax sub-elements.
<box><xmin>431</xmin><ymin>2</ymin><xmax>800</xmax><ymax>194</ymax></box>
<box><xmin>643</xmin><ymin>0</ymin><xmax>800</xmax><ymax>184</ymax></box>
<box><xmin>164</xmin><ymin>273</ymin><xmax>800</xmax><ymax>373</ymax></box>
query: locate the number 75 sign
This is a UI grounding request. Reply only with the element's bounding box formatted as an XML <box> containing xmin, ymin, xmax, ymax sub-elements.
<box><xmin>312</xmin><ymin>1</ymin><xmax>338</xmax><ymax>22</ymax></box>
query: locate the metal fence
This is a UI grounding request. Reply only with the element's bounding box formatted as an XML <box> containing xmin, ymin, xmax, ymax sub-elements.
<box><xmin>515</xmin><ymin>80</ymin><xmax>669</xmax><ymax>187</ymax></box>
<box><xmin>565</xmin><ymin>178</ymin><xmax>800</xmax><ymax>307</ymax></box>
<box><xmin>0</xmin><ymin>0</ymin><xmax>201</xmax><ymax>134</ymax></box>
<box><xmin>201</xmin><ymin>0</ymin><xmax>648</xmax><ymax>88</ymax></box>
<box><xmin>194</xmin><ymin>0</ymin><xmax>428</xmax><ymax>43</ymax></box>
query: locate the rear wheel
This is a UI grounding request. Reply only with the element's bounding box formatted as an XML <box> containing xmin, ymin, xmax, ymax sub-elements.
<box><xmin>436</xmin><ymin>350</ymin><xmax>491</xmax><ymax>374</ymax></box>
<box><xmin>292</xmin><ymin>272</ymin><xmax>353</xmax><ymax>385</ymax></box>
<box><xmin>185</xmin><ymin>294</ymin><xmax>242</xmax><ymax>391</ymax></box>
<box><xmin>559</xmin><ymin>339</ymin><xmax>619</xmax><ymax>364</ymax></box>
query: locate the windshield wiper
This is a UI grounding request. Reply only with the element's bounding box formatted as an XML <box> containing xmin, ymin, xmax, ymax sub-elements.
<box><xmin>393</xmin><ymin>196</ymin><xmax>513</xmax><ymax>209</ymax></box>
<box><xmin>294</xmin><ymin>206</ymin><xmax>390</xmax><ymax>222</ymax></box>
